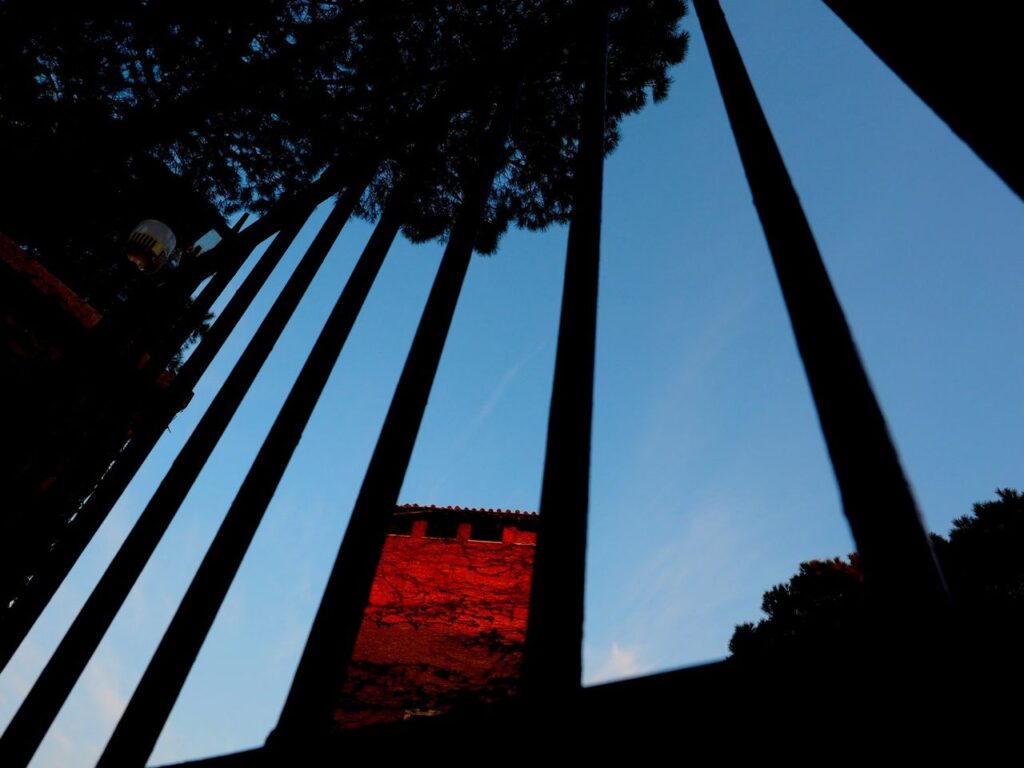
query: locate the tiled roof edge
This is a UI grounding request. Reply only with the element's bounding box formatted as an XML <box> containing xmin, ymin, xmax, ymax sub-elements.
<box><xmin>396</xmin><ymin>503</ymin><xmax>538</xmax><ymax>518</ymax></box>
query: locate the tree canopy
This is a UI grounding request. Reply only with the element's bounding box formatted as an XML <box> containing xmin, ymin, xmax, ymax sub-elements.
<box><xmin>729</xmin><ymin>489</ymin><xmax>1024</xmax><ymax>660</ymax></box>
<box><xmin>0</xmin><ymin>0</ymin><xmax>689</xmax><ymax>276</ymax></box>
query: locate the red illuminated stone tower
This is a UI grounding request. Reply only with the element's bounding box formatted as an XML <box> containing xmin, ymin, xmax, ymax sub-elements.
<box><xmin>334</xmin><ymin>504</ymin><xmax>537</xmax><ymax>729</ymax></box>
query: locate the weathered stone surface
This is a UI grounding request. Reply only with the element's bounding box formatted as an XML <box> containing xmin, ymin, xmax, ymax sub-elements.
<box><xmin>334</xmin><ymin>506</ymin><xmax>536</xmax><ymax>729</ymax></box>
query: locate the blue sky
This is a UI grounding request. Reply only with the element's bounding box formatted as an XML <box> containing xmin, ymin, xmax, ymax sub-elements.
<box><xmin>2</xmin><ymin>2</ymin><xmax>1022</xmax><ymax>765</ymax></box>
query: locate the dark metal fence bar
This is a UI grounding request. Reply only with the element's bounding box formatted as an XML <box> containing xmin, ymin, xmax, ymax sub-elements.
<box><xmin>0</xmin><ymin>172</ymin><xmax>372</xmax><ymax>768</ymax></box>
<box><xmin>93</xmin><ymin>176</ymin><xmax>415</xmax><ymax>768</ymax></box>
<box><xmin>0</xmin><ymin>165</ymin><xmax>353</xmax><ymax>657</ymax></box>
<box><xmin>0</xmin><ymin>215</ymin><xmax>309</xmax><ymax>672</ymax></box>
<box><xmin>521</xmin><ymin>0</ymin><xmax>608</xmax><ymax>698</ymax></box>
<box><xmin>271</xmin><ymin>80</ymin><xmax>523</xmax><ymax>741</ymax></box>
<box><xmin>693</xmin><ymin>0</ymin><xmax>948</xmax><ymax>612</ymax></box>
<box><xmin>823</xmin><ymin>1</ymin><xmax>1023</xmax><ymax>200</ymax></box>
<box><xmin>185</xmin><ymin>164</ymin><xmax>352</xmax><ymax>286</ymax></box>
<box><xmin>0</xmin><ymin>218</ymin><xmax>260</xmax><ymax>660</ymax></box>
<box><xmin>0</xmin><ymin>177</ymin><xmax>339</xmax><ymax>590</ymax></box>
<box><xmin>0</xmin><ymin>46</ymin><xmax>514</xmax><ymax>671</ymax></box>
<box><xmin>154</xmin><ymin>233</ymin><xmax>256</xmax><ymax>370</ymax></box>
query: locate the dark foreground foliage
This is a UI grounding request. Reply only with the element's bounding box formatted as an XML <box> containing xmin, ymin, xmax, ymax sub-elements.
<box><xmin>730</xmin><ymin>489</ymin><xmax>1024</xmax><ymax>659</ymax></box>
<box><xmin>0</xmin><ymin>0</ymin><xmax>689</xmax><ymax>273</ymax></box>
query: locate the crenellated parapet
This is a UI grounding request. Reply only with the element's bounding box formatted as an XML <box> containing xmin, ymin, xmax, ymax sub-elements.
<box><xmin>334</xmin><ymin>504</ymin><xmax>538</xmax><ymax>729</ymax></box>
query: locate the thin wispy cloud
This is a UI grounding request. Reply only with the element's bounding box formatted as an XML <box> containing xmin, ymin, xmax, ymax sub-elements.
<box><xmin>25</xmin><ymin>649</ymin><xmax>129</xmax><ymax>768</ymax></box>
<box><xmin>83</xmin><ymin>651</ymin><xmax>128</xmax><ymax>728</ymax></box>
<box><xmin>426</xmin><ymin>339</ymin><xmax>549</xmax><ymax>499</ymax></box>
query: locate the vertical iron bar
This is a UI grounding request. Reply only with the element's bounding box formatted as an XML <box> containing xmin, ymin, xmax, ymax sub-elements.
<box><xmin>693</xmin><ymin>0</ymin><xmax>948</xmax><ymax>612</ymax></box>
<box><xmin>0</xmin><ymin>161</ymin><xmax>357</xmax><ymax>654</ymax></box>
<box><xmin>180</xmin><ymin>163</ymin><xmax>350</xmax><ymax>287</ymax></box>
<box><xmin>0</xmin><ymin>215</ymin><xmax>309</xmax><ymax>672</ymax></box>
<box><xmin>171</xmin><ymin>230</ymin><xmax>252</xmax><ymax>353</ymax></box>
<box><xmin>0</xmin><ymin>172</ymin><xmax>371</xmax><ymax>768</ymax></box>
<box><xmin>0</xmin><ymin>231</ymin><xmax>252</xmax><ymax>650</ymax></box>
<box><xmin>94</xmin><ymin>177</ymin><xmax>415</xmax><ymax>768</ymax></box>
<box><xmin>0</xmin><ymin>186</ymin><xmax>305</xmax><ymax>561</ymax></box>
<box><xmin>823</xmin><ymin>1</ymin><xmax>1022</xmax><ymax>200</ymax></box>
<box><xmin>271</xmin><ymin>79</ymin><xmax>522</xmax><ymax>741</ymax></box>
<box><xmin>521</xmin><ymin>0</ymin><xmax>608</xmax><ymax>698</ymax></box>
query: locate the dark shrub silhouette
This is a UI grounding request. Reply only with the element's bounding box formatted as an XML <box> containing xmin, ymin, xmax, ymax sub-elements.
<box><xmin>730</xmin><ymin>489</ymin><xmax>1024</xmax><ymax>659</ymax></box>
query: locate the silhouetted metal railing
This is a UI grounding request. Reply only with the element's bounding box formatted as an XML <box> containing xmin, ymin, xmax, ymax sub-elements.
<box><xmin>9</xmin><ymin>1</ymin><xmax>1015</xmax><ymax>764</ymax></box>
<box><xmin>822</xmin><ymin>0</ymin><xmax>1023</xmax><ymax>201</ymax></box>
<box><xmin>270</xmin><ymin>75</ymin><xmax>525</xmax><ymax>746</ymax></box>
<box><xmin>0</xmin><ymin>176</ymin><xmax>368</xmax><ymax>767</ymax></box>
<box><xmin>522</xmin><ymin>0</ymin><xmax>608</xmax><ymax>698</ymax></box>
<box><xmin>0</xmin><ymin>216</ymin><xmax>310</xmax><ymax>672</ymax></box>
<box><xmin>693</xmin><ymin>0</ymin><xmax>947</xmax><ymax>617</ymax></box>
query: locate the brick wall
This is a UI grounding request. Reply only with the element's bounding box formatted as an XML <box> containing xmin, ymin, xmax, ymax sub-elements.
<box><xmin>334</xmin><ymin>506</ymin><xmax>537</xmax><ymax>729</ymax></box>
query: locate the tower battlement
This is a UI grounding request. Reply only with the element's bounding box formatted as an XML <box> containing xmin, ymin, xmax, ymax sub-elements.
<box><xmin>391</xmin><ymin>503</ymin><xmax>538</xmax><ymax>545</ymax></box>
<box><xmin>334</xmin><ymin>504</ymin><xmax>537</xmax><ymax>729</ymax></box>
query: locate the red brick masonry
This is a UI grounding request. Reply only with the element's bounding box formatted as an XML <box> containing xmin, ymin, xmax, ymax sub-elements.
<box><xmin>0</xmin><ymin>233</ymin><xmax>102</xmax><ymax>332</ymax></box>
<box><xmin>334</xmin><ymin>505</ymin><xmax>537</xmax><ymax>729</ymax></box>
